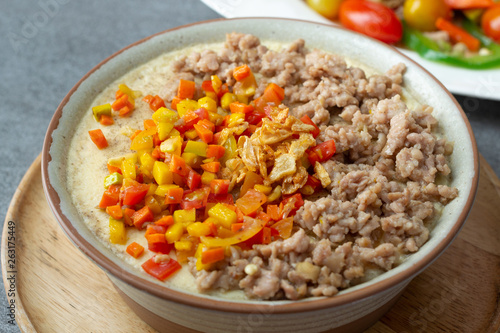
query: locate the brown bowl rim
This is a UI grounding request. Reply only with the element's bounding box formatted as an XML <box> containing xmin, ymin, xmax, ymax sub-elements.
<box><xmin>41</xmin><ymin>17</ymin><xmax>479</xmax><ymax>314</ymax></box>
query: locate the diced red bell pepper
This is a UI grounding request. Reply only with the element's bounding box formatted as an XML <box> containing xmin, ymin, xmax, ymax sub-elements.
<box><xmin>307</xmin><ymin>140</ymin><xmax>337</xmax><ymax>165</ymax></box>
<box><xmin>245</xmin><ymin>109</ymin><xmax>266</xmax><ymax>125</ymax></box>
<box><xmin>148</xmin><ymin>240</ymin><xmax>174</xmax><ymax>254</ymax></box>
<box><xmin>186</xmin><ymin>169</ymin><xmax>202</xmax><ymax>190</ymax></box>
<box><xmin>194</xmin><ymin>108</ymin><xmax>210</xmax><ymax>121</ymax></box>
<box><xmin>279</xmin><ymin>193</ymin><xmax>304</xmax><ymax>218</ymax></box>
<box><xmin>180</xmin><ymin>187</ymin><xmax>210</xmax><ymax>210</ymax></box>
<box><xmin>207</xmin><ymin>193</ymin><xmax>234</xmax><ymax>205</ymax></box>
<box><xmin>300</xmin><ymin>115</ymin><xmax>320</xmax><ymax>138</ymax></box>
<box><xmin>121</xmin><ymin>181</ymin><xmax>150</xmax><ymax>206</ymax></box>
<box><xmin>210</xmin><ymin>179</ymin><xmax>230</xmax><ymax>195</ymax></box>
<box><xmin>202</xmin><ymin>80</ymin><xmax>214</xmax><ymax>92</ymax></box>
<box><xmin>141</xmin><ymin>256</ymin><xmax>181</xmax><ymax>280</ymax></box>
<box><xmin>305</xmin><ymin>175</ymin><xmax>322</xmax><ymax>191</ymax></box>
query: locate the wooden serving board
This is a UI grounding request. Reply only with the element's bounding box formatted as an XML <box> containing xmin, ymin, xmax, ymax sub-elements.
<box><xmin>2</xmin><ymin>155</ymin><xmax>500</xmax><ymax>333</ymax></box>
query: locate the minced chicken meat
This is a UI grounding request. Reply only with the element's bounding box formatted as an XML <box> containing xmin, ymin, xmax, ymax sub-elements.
<box><xmin>160</xmin><ymin>33</ymin><xmax>457</xmax><ymax>300</ymax></box>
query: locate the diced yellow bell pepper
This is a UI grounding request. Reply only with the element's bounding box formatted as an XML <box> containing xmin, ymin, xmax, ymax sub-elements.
<box><xmin>211</xmin><ymin>75</ymin><xmax>222</xmax><ymax>94</ymax></box>
<box><xmin>145</xmin><ymin>195</ymin><xmax>162</xmax><ymax>215</ymax></box>
<box><xmin>176</xmin><ymin>99</ymin><xmax>199</xmax><ymax>117</ymax></box>
<box><xmin>254</xmin><ymin>184</ymin><xmax>272</xmax><ymax>195</ymax></box>
<box><xmin>208</xmin><ymin>111</ymin><xmax>224</xmax><ymax>126</ymax></box>
<box><xmin>153</xmin><ymin>161</ymin><xmax>173</xmax><ymax>185</ymax></box>
<box><xmin>121</xmin><ymin>158</ymin><xmax>136</xmax><ymax>180</ymax></box>
<box><xmin>92</xmin><ymin>103</ymin><xmax>112</xmax><ymax>121</ymax></box>
<box><xmin>175</xmin><ymin>240</ymin><xmax>193</xmax><ymax>251</ymax></box>
<box><xmin>152</xmin><ymin>107</ymin><xmax>179</xmax><ymax>124</ymax></box>
<box><xmin>227</xmin><ymin>113</ymin><xmax>245</xmax><ymax>128</ymax></box>
<box><xmin>169</xmin><ymin>128</ymin><xmax>181</xmax><ymax>137</ymax></box>
<box><xmin>195</xmin><ymin>244</ymin><xmax>213</xmax><ymax>271</ymax></box>
<box><xmin>157</xmin><ymin>122</ymin><xmax>174</xmax><ymax>141</ymax></box>
<box><xmin>220</xmin><ymin>135</ymin><xmax>237</xmax><ymax>165</ymax></box>
<box><xmin>139</xmin><ymin>151</ymin><xmax>156</xmax><ymax>173</ymax></box>
<box><xmin>184</xmin><ymin>141</ymin><xmax>207</xmax><ymax>157</ymax></box>
<box><xmin>208</xmin><ymin>203</ymin><xmax>237</xmax><ymax>229</ymax></box>
<box><xmin>187</xmin><ymin>222</ymin><xmax>212</xmax><ymax>237</ymax></box>
<box><xmin>220</xmin><ymin>93</ymin><xmax>238</xmax><ymax>110</ymax></box>
<box><xmin>198</xmin><ymin>96</ymin><xmax>217</xmax><ymax>113</ymax></box>
<box><xmin>165</xmin><ymin>223</ymin><xmax>184</xmax><ymax>244</ymax></box>
<box><xmin>131</xmin><ymin>134</ymin><xmax>153</xmax><ymax>151</ymax></box>
<box><xmin>201</xmin><ymin>171</ymin><xmax>216</xmax><ymax>185</ymax></box>
<box><xmin>173</xmin><ymin>209</ymin><xmax>196</xmax><ymax>224</ymax></box>
<box><xmin>267</xmin><ymin>185</ymin><xmax>282</xmax><ymax>202</ymax></box>
<box><xmin>217</xmin><ymin>226</ymin><xmax>235</xmax><ymax>238</ymax></box>
<box><xmin>182</xmin><ymin>152</ymin><xmax>203</xmax><ymax>168</ymax></box>
<box><xmin>147</xmin><ymin>183</ymin><xmax>158</xmax><ymax>196</ymax></box>
<box><xmin>118</xmin><ymin>83</ymin><xmax>138</xmax><ymax>99</ymax></box>
<box><xmin>109</xmin><ymin>217</ymin><xmax>127</xmax><ymax>245</ymax></box>
<box><xmin>184</xmin><ymin>129</ymin><xmax>198</xmax><ymax>140</ymax></box>
<box><xmin>155</xmin><ymin>184</ymin><xmax>179</xmax><ymax>197</ymax></box>
<box><xmin>160</xmin><ymin>136</ymin><xmax>182</xmax><ymax>155</ymax></box>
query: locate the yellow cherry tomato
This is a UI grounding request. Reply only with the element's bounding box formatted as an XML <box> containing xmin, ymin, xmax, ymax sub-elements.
<box><xmin>307</xmin><ymin>0</ymin><xmax>344</xmax><ymax>20</ymax></box>
<box><xmin>403</xmin><ymin>0</ymin><xmax>450</xmax><ymax>32</ymax></box>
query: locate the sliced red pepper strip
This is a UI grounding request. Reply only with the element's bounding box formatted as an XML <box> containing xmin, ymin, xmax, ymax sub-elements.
<box><xmin>141</xmin><ymin>256</ymin><xmax>181</xmax><ymax>280</ymax></box>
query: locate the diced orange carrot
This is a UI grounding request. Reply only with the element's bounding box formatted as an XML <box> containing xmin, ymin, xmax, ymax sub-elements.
<box><xmin>146</xmin><ymin>233</ymin><xmax>167</xmax><ymax>244</ymax></box>
<box><xmin>88</xmin><ymin>129</ymin><xmax>108</xmax><ymax>149</ymax></box>
<box><xmin>131</xmin><ymin>206</ymin><xmax>154</xmax><ymax>229</ymax></box>
<box><xmin>170</xmin><ymin>155</ymin><xmax>188</xmax><ymax>176</ymax></box>
<box><xmin>126</xmin><ymin>242</ymin><xmax>144</xmax><ymax>258</ymax></box>
<box><xmin>142</xmin><ymin>94</ymin><xmax>154</xmax><ymax>104</ymax></box>
<box><xmin>193</xmin><ymin>124</ymin><xmax>213</xmax><ymax>143</ymax></box>
<box><xmin>206</xmin><ymin>145</ymin><xmax>225</xmax><ymax>159</ymax></box>
<box><xmin>150</xmin><ymin>95</ymin><xmax>166</xmax><ymax>111</ymax></box>
<box><xmin>112</xmin><ymin>94</ymin><xmax>134</xmax><ymax>111</ymax></box>
<box><xmin>229</xmin><ymin>102</ymin><xmax>254</xmax><ymax>114</ymax></box>
<box><xmin>197</xmin><ymin>119</ymin><xmax>215</xmax><ymax>132</ymax></box>
<box><xmin>256</xmin><ymin>211</ymin><xmax>272</xmax><ymax>224</ymax></box>
<box><xmin>201</xmin><ymin>161</ymin><xmax>220</xmax><ymax>173</ymax></box>
<box><xmin>164</xmin><ymin>187</ymin><xmax>184</xmax><ymax>205</ymax></box>
<box><xmin>171</xmin><ymin>96</ymin><xmax>181</xmax><ymax>110</ymax></box>
<box><xmin>122</xmin><ymin>207</ymin><xmax>136</xmax><ymax>226</ymax></box>
<box><xmin>116</xmin><ymin>89</ymin><xmax>126</xmax><ymax>100</ymax></box>
<box><xmin>233</xmin><ymin>64</ymin><xmax>251</xmax><ymax>81</ymax></box>
<box><xmin>155</xmin><ymin>215</ymin><xmax>175</xmax><ymax>227</ymax></box>
<box><xmin>99</xmin><ymin>114</ymin><xmax>114</xmax><ymax>126</ymax></box>
<box><xmin>106</xmin><ymin>204</ymin><xmax>123</xmax><ymax>220</ymax></box>
<box><xmin>99</xmin><ymin>190</ymin><xmax>119</xmax><ymax>209</ymax></box>
<box><xmin>144</xmin><ymin>119</ymin><xmax>156</xmax><ymax>129</ymax></box>
<box><xmin>177</xmin><ymin>79</ymin><xmax>196</xmax><ymax>99</ymax></box>
<box><xmin>201</xmin><ymin>247</ymin><xmax>225</xmax><ymax>264</ymax></box>
<box><xmin>118</xmin><ymin>106</ymin><xmax>132</xmax><ymax>117</ymax></box>
<box><xmin>261</xmin><ymin>227</ymin><xmax>272</xmax><ymax>244</ymax></box>
<box><xmin>107</xmin><ymin>163</ymin><xmax>121</xmax><ymax>174</ymax></box>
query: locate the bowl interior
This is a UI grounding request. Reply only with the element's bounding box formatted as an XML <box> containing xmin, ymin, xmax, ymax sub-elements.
<box><xmin>43</xmin><ymin>18</ymin><xmax>478</xmax><ymax>310</ymax></box>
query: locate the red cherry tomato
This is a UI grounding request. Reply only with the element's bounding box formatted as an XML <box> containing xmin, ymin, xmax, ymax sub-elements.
<box><xmin>482</xmin><ymin>5</ymin><xmax>500</xmax><ymax>43</ymax></box>
<box><xmin>339</xmin><ymin>0</ymin><xmax>403</xmax><ymax>44</ymax></box>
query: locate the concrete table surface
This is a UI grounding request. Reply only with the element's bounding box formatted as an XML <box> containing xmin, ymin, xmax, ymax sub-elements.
<box><xmin>0</xmin><ymin>1</ymin><xmax>498</xmax><ymax>332</ymax></box>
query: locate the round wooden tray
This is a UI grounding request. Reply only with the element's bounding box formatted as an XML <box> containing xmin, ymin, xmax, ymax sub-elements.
<box><xmin>2</xmin><ymin>155</ymin><xmax>500</xmax><ymax>333</ymax></box>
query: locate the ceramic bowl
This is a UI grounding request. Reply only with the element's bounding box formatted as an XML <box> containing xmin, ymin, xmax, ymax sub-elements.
<box><xmin>41</xmin><ymin>18</ymin><xmax>479</xmax><ymax>333</ymax></box>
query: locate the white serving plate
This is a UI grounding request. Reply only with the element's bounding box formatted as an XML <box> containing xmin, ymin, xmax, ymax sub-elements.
<box><xmin>201</xmin><ymin>0</ymin><xmax>500</xmax><ymax>101</ymax></box>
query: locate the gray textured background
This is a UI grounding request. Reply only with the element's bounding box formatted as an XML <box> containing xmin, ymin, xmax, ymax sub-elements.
<box><xmin>1</xmin><ymin>1</ymin><xmax>498</xmax><ymax>332</ymax></box>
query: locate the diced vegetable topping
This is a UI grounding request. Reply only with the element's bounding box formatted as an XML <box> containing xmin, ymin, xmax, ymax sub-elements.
<box><xmin>92</xmin><ymin>69</ymin><xmax>337</xmax><ymax>281</ymax></box>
